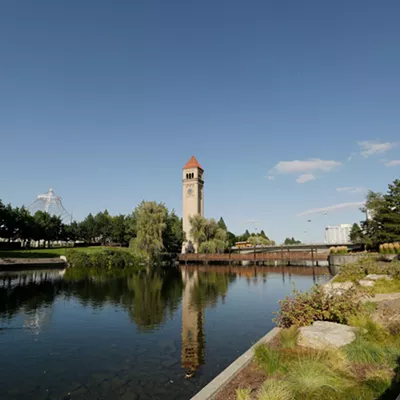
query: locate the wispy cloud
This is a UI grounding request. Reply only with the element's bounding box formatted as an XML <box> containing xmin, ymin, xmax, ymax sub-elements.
<box><xmin>358</xmin><ymin>141</ymin><xmax>396</xmax><ymax>157</ymax></box>
<box><xmin>385</xmin><ymin>160</ymin><xmax>400</xmax><ymax>167</ymax></box>
<box><xmin>347</xmin><ymin>152</ymin><xmax>357</xmax><ymax>162</ymax></box>
<box><xmin>266</xmin><ymin>175</ymin><xmax>275</xmax><ymax>180</ymax></box>
<box><xmin>271</xmin><ymin>158</ymin><xmax>342</xmax><ymax>174</ymax></box>
<box><xmin>269</xmin><ymin>158</ymin><xmax>341</xmax><ymax>182</ymax></box>
<box><xmin>336</xmin><ymin>186</ymin><xmax>365</xmax><ymax>194</ymax></box>
<box><xmin>296</xmin><ymin>174</ymin><xmax>316</xmax><ymax>184</ymax></box>
<box><xmin>298</xmin><ymin>202</ymin><xmax>364</xmax><ymax>217</ymax></box>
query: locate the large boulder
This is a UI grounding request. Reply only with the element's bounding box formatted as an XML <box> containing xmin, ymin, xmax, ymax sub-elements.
<box><xmin>298</xmin><ymin>321</ymin><xmax>358</xmax><ymax>350</ymax></box>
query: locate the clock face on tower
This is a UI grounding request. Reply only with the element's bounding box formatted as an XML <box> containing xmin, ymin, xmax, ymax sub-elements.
<box><xmin>187</xmin><ymin>187</ymin><xmax>193</xmax><ymax>196</ymax></box>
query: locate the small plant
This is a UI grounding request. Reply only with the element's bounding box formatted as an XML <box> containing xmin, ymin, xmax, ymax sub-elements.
<box><xmin>236</xmin><ymin>387</ymin><xmax>252</xmax><ymax>400</ymax></box>
<box><xmin>279</xmin><ymin>326</ymin><xmax>298</xmax><ymax>349</ymax></box>
<box><xmin>256</xmin><ymin>380</ymin><xmax>293</xmax><ymax>400</ymax></box>
<box><xmin>254</xmin><ymin>345</ymin><xmax>282</xmax><ymax>375</ymax></box>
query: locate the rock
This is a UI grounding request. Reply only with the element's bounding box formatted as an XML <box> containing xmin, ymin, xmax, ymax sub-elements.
<box><xmin>298</xmin><ymin>321</ymin><xmax>358</xmax><ymax>350</ymax></box>
<box><xmin>358</xmin><ymin>280</ymin><xmax>375</xmax><ymax>287</ymax></box>
<box><xmin>323</xmin><ymin>282</ymin><xmax>354</xmax><ymax>296</ymax></box>
<box><xmin>371</xmin><ymin>297</ymin><xmax>400</xmax><ymax>328</ymax></box>
<box><xmin>365</xmin><ymin>274</ymin><xmax>393</xmax><ymax>281</ymax></box>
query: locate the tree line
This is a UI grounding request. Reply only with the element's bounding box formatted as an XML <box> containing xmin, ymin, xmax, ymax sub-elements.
<box><xmin>350</xmin><ymin>178</ymin><xmax>400</xmax><ymax>249</ymax></box>
<box><xmin>0</xmin><ymin>198</ymin><xmax>276</xmax><ymax>260</ymax></box>
<box><xmin>0</xmin><ymin>199</ymin><xmax>184</xmax><ymax>253</ymax></box>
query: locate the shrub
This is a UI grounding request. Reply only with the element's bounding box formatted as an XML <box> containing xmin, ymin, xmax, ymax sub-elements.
<box><xmin>274</xmin><ymin>286</ymin><xmax>361</xmax><ymax>328</ymax></box>
<box><xmin>66</xmin><ymin>249</ymin><xmax>140</xmax><ymax>270</ymax></box>
<box><xmin>65</xmin><ymin>250</ymin><xmax>92</xmax><ymax>268</ymax></box>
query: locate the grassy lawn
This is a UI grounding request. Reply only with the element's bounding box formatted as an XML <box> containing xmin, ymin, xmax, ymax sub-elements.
<box><xmin>0</xmin><ymin>246</ymin><xmax>129</xmax><ymax>259</ymax></box>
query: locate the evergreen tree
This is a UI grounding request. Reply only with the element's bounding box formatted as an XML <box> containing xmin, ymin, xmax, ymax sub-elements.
<box><xmin>217</xmin><ymin>217</ymin><xmax>227</xmax><ymax>231</ymax></box>
<box><xmin>349</xmin><ymin>223</ymin><xmax>363</xmax><ymax>243</ymax></box>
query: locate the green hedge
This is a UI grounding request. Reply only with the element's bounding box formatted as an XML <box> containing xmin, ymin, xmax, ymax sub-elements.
<box><xmin>65</xmin><ymin>249</ymin><xmax>142</xmax><ymax>270</ymax></box>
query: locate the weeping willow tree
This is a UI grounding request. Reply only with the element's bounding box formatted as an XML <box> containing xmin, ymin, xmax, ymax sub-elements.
<box><xmin>189</xmin><ymin>215</ymin><xmax>228</xmax><ymax>253</ymax></box>
<box><xmin>130</xmin><ymin>201</ymin><xmax>166</xmax><ymax>262</ymax></box>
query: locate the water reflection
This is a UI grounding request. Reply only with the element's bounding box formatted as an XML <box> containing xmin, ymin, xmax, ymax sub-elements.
<box><xmin>181</xmin><ymin>269</ymin><xmax>235</xmax><ymax>376</ymax></box>
<box><xmin>0</xmin><ymin>265</ymin><xmax>332</xmax><ymax>400</ymax></box>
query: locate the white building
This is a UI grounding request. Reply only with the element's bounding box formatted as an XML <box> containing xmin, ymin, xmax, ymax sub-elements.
<box><xmin>324</xmin><ymin>224</ymin><xmax>352</xmax><ymax>244</ymax></box>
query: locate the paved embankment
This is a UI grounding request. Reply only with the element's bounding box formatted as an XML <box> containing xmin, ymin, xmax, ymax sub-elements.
<box><xmin>0</xmin><ymin>258</ymin><xmax>66</xmax><ymax>271</ymax></box>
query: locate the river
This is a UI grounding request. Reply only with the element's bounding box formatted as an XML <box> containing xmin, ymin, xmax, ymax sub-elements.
<box><xmin>0</xmin><ymin>265</ymin><xmax>331</xmax><ymax>399</ymax></box>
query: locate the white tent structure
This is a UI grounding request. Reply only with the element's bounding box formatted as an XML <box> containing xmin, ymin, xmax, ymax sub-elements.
<box><xmin>28</xmin><ymin>188</ymin><xmax>72</xmax><ymax>223</ymax></box>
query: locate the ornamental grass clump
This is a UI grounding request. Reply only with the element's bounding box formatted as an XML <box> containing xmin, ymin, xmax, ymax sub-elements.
<box><xmin>254</xmin><ymin>345</ymin><xmax>283</xmax><ymax>375</ymax></box>
<box><xmin>256</xmin><ymin>380</ymin><xmax>294</xmax><ymax>400</ymax></box>
<box><xmin>279</xmin><ymin>326</ymin><xmax>298</xmax><ymax>349</ymax></box>
<box><xmin>236</xmin><ymin>387</ymin><xmax>251</xmax><ymax>400</ymax></box>
<box><xmin>286</xmin><ymin>358</ymin><xmax>347</xmax><ymax>399</ymax></box>
<box><xmin>274</xmin><ymin>285</ymin><xmax>361</xmax><ymax>328</ymax></box>
<box><xmin>329</xmin><ymin>246</ymin><xmax>348</xmax><ymax>255</ymax></box>
<box><xmin>380</xmin><ymin>242</ymin><xmax>400</xmax><ymax>254</ymax></box>
<box><xmin>343</xmin><ymin>335</ymin><xmax>385</xmax><ymax>365</ymax></box>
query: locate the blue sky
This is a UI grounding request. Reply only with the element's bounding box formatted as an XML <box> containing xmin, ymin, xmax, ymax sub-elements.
<box><xmin>1</xmin><ymin>0</ymin><xmax>399</xmax><ymax>243</ymax></box>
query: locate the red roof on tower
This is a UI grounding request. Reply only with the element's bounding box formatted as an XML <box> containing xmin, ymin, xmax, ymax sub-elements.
<box><xmin>183</xmin><ymin>156</ymin><xmax>203</xmax><ymax>170</ymax></box>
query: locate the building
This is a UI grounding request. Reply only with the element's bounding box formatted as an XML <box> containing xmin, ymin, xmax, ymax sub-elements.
<box><xmin>182</xmin><ymin>156</ymin><xmax>204</xmax><ymax>253</ymax></box>
<box><xmin>324</xmin><ymin>224</ymin><xmax>352</xmax><ymax>244</ymax></box>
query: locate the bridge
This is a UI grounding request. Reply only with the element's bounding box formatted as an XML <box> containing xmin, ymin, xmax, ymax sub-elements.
<box><xmin>178</xmin><ymin>243</ymin><xmax>362</xmax><ymax>266</ymax></box>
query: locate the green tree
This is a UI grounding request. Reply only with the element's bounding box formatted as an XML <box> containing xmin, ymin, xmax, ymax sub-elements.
<box><xmin>217</xmin><ymin>217</ymin><xmax>227</xmax><ymax>231</ymax></box>
<box><xmin>111</xmin><ymin>214</ymin><xmax>127</xmax><ymax>245</ymax></box>
<box><xmin>226</xmin><ymin>231</ymin><xmax>237</xmax><ymax>247</ymax></box>
<box><xmin>163</xmin><ymin>210</ymin><xmax>184</xmax><ymax>253</ymax></box>
<box><xmin>360</xmin><ymin>180</ymin><xmax>400</xmax><ymax>248</ymax></box>
<box><xmin>94</xmin><ymin>210</ymin><xmax>113</xmax><ymax>244</ymax></box>
<box><xmin>80</xmin><ymin>213</ymin><xmax>97</xmax><ymax>243</ymax></box>
<box><xmin>284</xmin><ymin>237</ymin><xmax>301</xmax><ymax>245</ymax></box>
<box><xmin>349</xmin><ymin>223</ymin><xmax>363</xmax><ymax>243</ymax></box>
<box><xmin>130</xmin><ymin>201</ymin><xmax>167</xmax><ymax>262</ymax></box>
<box><xmin>189</xmin><ymin>215</ymin><xmax>227</xmax><ymax>253</ymax></box>
<box><xmin>247</xmin><ymin>235</ymin><xmax>271</xmax><ymax>246</ymax></box>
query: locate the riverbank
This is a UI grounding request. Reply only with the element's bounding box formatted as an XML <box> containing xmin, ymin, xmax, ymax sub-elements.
<box><xmin>0</xmin><ymin>257</ymin><xmax>66</xmax><ymax>271</ymax></box>
<box><xmin>198</xmin><ymin>258</ymin><xmax>400</xmax><ymax>400</ymax></box>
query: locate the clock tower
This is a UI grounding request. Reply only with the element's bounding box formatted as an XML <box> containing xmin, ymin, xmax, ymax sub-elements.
<box><xmin>182</xmin><ymin>156</ymin><xmax>204</xmax><ymax>253</ymax></box>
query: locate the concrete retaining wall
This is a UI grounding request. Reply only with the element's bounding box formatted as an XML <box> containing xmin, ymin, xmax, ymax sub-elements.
<box><xmin>190</xmin><ymin>327</ymin><xmax>281</xmax><ymax>400</ymax></box>
<box><xmin>328</xmin><ymin>254</ymin><xmax>365</xmax><ymax>267</ymax></box>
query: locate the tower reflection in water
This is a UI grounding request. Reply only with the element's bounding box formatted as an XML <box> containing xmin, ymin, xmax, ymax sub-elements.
<box><xmin>181</xmin><ymin>269</ymin><xmax>204</xmax><ymax>378</ymax></box>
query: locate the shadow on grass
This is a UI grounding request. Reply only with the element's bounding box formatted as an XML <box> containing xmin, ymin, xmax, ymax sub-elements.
<box><xmin>378</xmin><ymin>356</ymin><xmax>400</xmax><ymax>400</ymax></box>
